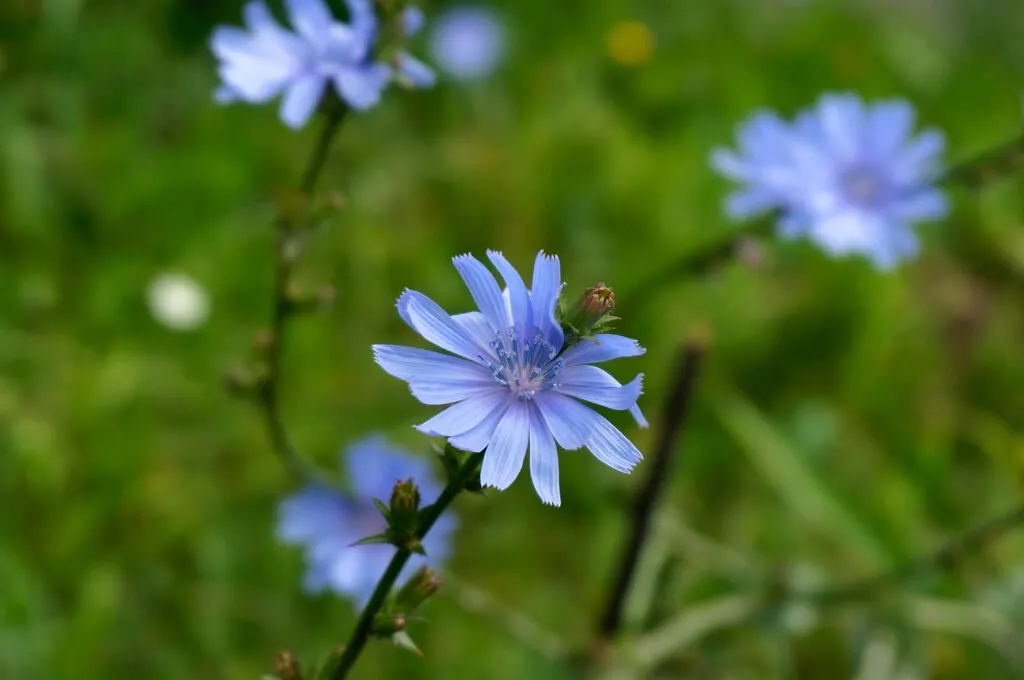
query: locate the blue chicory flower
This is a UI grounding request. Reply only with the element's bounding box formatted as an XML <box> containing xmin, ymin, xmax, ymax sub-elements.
<box><xmin>211</xmin><ymin>0</ymin><xmax>435</xmax><ymax>128</ymax></box>
<box><xmin>373</xmin><ymin>251</ymin><xmax>647</xmax><ymax>507</ymax></box>
<box><xmin>277</xmin><ymin>436</ymin><xmax>456</xmax><ymax>603</ymax></box>
<box><xmin>428</xmin><ymin>5</ymin><xmax>506</xmax><ymax>82</ymax></box>
<box><xmin>711</xmin><ymin>93</ymin><xmax>949</xmax><ymax>268</ymax></box>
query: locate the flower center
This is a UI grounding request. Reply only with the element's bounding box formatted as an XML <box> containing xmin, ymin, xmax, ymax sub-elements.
<box><xmin>486</xmin><ymin>328</ymin><xmax>563</xmax><ymax>400</ymax></box>
<box><xmin>841</xmin><ymin>166</ymin><xmax>886</xmax><ymax>207</ymax></box>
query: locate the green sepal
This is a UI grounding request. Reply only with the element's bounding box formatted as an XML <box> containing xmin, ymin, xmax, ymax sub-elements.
<box><xmin>349</xmin><ymin>532</ymin><xmax>390</xmax><ymax>547</ymax></box>
<box><xmin>439</xmin><ymin>443</ymin><xmax>484</xmax><ymax>493</ymax></box>
<box><xmin>373</xmin><ymin>497</ymin><xmax>390</xmax><ymax>521</ymax></box>
<box><xmin>391</xmin><ymin>630</ymin><xmax>423</xmax><ymax>657</ymax></box>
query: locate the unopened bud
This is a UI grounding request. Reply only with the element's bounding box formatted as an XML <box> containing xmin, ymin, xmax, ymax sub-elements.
<box><xmin>386</xmin><ymin>479</ymin><xmax>422</xmax><ymax>549</ymax></box>
<box><xmin>372</xmin><ymin>612</ymin><xmax>407</xmax><ymax>636</ymax></box>
<box><xmin>576</xmin><ymin>284</ymin><xmax>615</xmax><ymax>321</ymax></box>
<box><xmin>274</xmin><ymin>650</ymin><xmax>302</xmax><ymax>680</ymax></box>
<box><xmin>222</xmin><ymin>365</ymin><xmax>267</xmax><ymax>398</ymax></box>
<box><xmin>561</xmin><ymin>283</ymin><xmax>618</xmax><ymax>345</ymax></box>
<box><xmin>390</xmin><ymin>479</ymin><xmax>420</xmax><ymax>516</ymax></box>
<box><xmin>395</xmin><ymin>566</ymin><xmax>442</xmax><ymax>613</ymax></box>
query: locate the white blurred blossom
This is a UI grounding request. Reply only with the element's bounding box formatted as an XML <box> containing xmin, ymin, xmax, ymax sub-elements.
<box><xmin>147</xmin><ymin>273</ymin><xmax>210</xmax><ymax>332</ymax></box>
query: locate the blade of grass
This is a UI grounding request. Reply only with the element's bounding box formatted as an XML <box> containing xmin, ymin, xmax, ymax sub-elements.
<box><xmin>627</xmin><ymin>595</ymin><xmax>759</xmax><ymax>671</ymax></box>
<box><xmin>711</xmin><ymin>388</ymin><xmax>890</xmax><ymax>569</ymax></box>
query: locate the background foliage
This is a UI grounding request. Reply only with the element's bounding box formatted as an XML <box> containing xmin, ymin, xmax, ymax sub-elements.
<box><xmin>3</xmin><ymin>0</ymin><xmax>1024</xmax><ymax>678</ymax></box>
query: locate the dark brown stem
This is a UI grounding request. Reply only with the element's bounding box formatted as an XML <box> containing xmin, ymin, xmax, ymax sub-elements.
<box><xmin>595</xmin><ymin>338</ymin><xmax>709</xmax><ymax>646</ymax></box>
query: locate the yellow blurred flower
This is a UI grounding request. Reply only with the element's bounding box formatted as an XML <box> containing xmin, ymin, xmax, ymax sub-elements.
<box><xmin>606</xmin><ymin>20</ymin><xmax>654</xmax><ymax>66</ymax></box>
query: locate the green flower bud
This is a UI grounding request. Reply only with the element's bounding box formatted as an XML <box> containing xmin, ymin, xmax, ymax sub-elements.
<box><xmin>395</xmin><ymin>565</ymin><xmax>442</xmax><ymax>614</ymax></box>
<box><xmin>390</xmin><ymin>479</ymin><xmax>420</xmax><ymax>520</ymax></box>
<box><xmin>576</xmin><ymin>284</ymin><xmax>615</xmax><ymax>323</ymax></box>
<box><xmin>560</xmin><ymin>283</ymin><xmax>619</xmax><ymax>345</ymax></box>
<box><xmin>372</xmin><ymin>612</ymin><xmax>407</xmax><ymax>637</ymax></box>
<box><xmin>386</xmin><ymin>479</ymin><xmax>422</xmax><ymax>550</ymax></box>
<box><xmin>274</xmin><ymin>650</ymin><xmax>303</xmax><ymax>680</ymax></box>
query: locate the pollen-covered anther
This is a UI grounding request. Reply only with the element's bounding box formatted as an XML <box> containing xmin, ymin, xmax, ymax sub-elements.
<box><xmin>487</xmin><ymin>329</ymin><xmax>562</xmax><ymax>399</ymax></box>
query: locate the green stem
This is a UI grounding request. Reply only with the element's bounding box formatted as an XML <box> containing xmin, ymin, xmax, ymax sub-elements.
<box><xmin>301</xmin><ymin>104</ymin><xmax>348</xmax><ymax>195</ymax></box>
<box><xmin>256</xmin><ymin>104</ymin><xmax>348</xmax><ymax>485</ymax></box>
<box><xmin>791</xmin><ymin>502</ymin><xmax>1024</xmax><ymax>607</ymax></box>
<box><xmin>330</xmin><ymin>451</ymin><xmax>485</xmax><ymax>680</ymax></box>
<box><xmin>622</xmin><ymin>213</ymin><xmax>775</xmax><ymax>303</ymax></box>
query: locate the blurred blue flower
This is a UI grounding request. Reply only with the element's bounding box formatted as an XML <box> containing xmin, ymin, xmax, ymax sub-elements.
<box><xmin>210</xmin><ymin>1</ymin><xmax>436</xmax><ymax>128</ymax></box>
<box><xmin>277</xmin><ymin>436</ymin><xmax>456</xmax><ymax>603</ymax></box>
<box><xmin>373</xmin><ymin>251</ymin><xmax>646</xmax><ymax>507</ymax></box>
<box><xmin>712</xmin><ymin>93</ymin><xmax>948</xmax><ymax>268</ymax></box>
<box><xmin>428</xmin><ymin>5</ymin><xmax>506</xmax><ymax>81</ymax></box>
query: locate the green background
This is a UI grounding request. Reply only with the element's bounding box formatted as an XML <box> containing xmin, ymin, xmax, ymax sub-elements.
<box><xmin>3</xmin><ymin>0</ymin><xmax>1024</xmax><ymax>677</ymax></box>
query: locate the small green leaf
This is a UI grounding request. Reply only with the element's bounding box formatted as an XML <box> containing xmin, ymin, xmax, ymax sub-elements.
<box><xmin>349</xmin><ymin>533</ymin><xmax>390</xmax><ymax>547</ymax></box>
<box><xmin>712</xmin><ymin>388</ymin><xmax>889</xmax><ymax>569</ymax></box>
<box><xmin>391</xmin><ymin>630</ymin><xmax>423</xmax><ymax>657</ymax></box>
<box><xmin>373</xmin><ymin>497</ymin><xmax>390</xmax><ymax>520</ymax></box>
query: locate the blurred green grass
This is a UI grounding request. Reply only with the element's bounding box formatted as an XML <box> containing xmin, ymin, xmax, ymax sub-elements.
<box><xmin>3</xmin><ymin>0</ymin><xmax>1024</xmax><ymax>678</ymax></box>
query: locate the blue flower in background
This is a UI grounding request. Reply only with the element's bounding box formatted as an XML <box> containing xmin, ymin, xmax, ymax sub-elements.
<box><xmin>373</xmin><ymin>251</ymin><xmax>646</xmax><ymax>507</ymax></box>
<box><xmin>277</xmin><ymin>436</ymin><xmax>456</xmax><ymax>603</ymax></box>
<box><xmin>710</xmin><ymin>111</ymin><xmax>796</xmax><ymax>220</ymax></box>
<box><xmin>429</xmin><ymin>5</ymin><xmax>506</xmax><ymax>81</ymax></box>
<box><xmin>211</xmin><ymin>0</ymin><xmax>436</xmax><ymax>128</ymax></box>
<box><xmin>712</xmin><ymin>93</ymin><xmax>948</xmax><ymax>268</ymax></box>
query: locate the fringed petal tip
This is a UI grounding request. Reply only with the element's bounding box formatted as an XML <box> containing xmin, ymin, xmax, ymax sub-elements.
<box><xmin>629</xmin><ymin>403</ymin><xmax>649</xmax><ymax>429</ymax></box>
<box><xmin>535</xmin><ymin>250</ymin><xmax>560</xmax><ymax>266</ymax></box>
<box><xmin>629</xmin><ymin>374</ymin><xmax>649</xmax><ymax>428</ymax></box>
